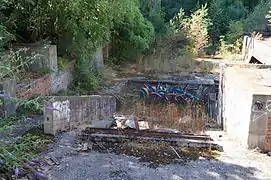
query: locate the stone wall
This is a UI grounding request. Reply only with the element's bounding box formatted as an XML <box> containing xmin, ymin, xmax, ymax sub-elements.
<box><xmin>16</xmin><ymin>74</ymin><xmax>52</xmax><ymax>99</ymax></box>
<box><xmin>44</xmin><ymin>95</ymin><xmax>116</xmax><ymax>135</ymax></box>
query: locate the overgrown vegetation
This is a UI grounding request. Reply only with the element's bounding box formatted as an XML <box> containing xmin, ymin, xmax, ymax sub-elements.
<box><xmin>0</xmin><ymin>0</ymin><xmax>270</xmax><ymax>178</ymax></box>
<box><xmin>0</xmin><ymin>126</ymin><xmax>53</xmax><ymax>179</ymax></box>
<box><xmin>0</xmin><ymin>96</ymin><xmax>48</xmax><ymax>179</ymax></box>
<box><xmin>1</xmin><ymin>0</ymin><xmax>269</xmax><ymax>90</ymax></box>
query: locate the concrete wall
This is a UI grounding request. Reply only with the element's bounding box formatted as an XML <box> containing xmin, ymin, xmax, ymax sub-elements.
<box><xmin>222</xmin><ymin>66</ymin><xmax>252</xmax><ymax>145</ymax></box>
<box><xmin>249</xmin><ymin>95</ymin><xmax>271</xmax><ymax>152</ymax></box>
<box><xmin>90</xmin><ymin>47</ymin><xmax>104</xmax><ymax>72</ymax></box>
<box><xmin>51</xmin><ymin>61</ymin><xmax>75</xmax><ymax>94</ymax></box>
<box><xmin>14</xmin><ymin>44</ymin><xmax>104</xmax><ymax>99</ymax></box>
<box><xmin>13</xmin><ymin>44</ymin><xmax>57</xmax><ymax>72</ymax></box>
<box><xmin>243</xmin><ymin>36</ymin><xmax>271</xmax><ymax>65</ymax></box>
<box><xmin>44</xmin><ymin>95</ymin><xmax>116</xmax><ymax>135</ymax></box>
<box><xmin>0</xmin><ymin>79</ymin><xmax>16</xmax><ymax>117</ymax></box>
<box><xmin>220</xmin><ymin>63</ymin><xmax>271</xmax><ymax>151</ymax></box>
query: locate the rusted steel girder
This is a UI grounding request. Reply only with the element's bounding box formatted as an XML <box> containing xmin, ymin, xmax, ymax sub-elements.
<box><xmin>83</xmin><ymin>127</ymin><xmax>212</xmax><ymax>141</ymax></box>
<box><xmin>81</xmin><ymin>128</ymin><xmax>223</xmax><ymax>150</ymax></box>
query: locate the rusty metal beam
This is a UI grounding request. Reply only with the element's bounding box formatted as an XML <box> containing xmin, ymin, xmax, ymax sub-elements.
<box><xmin>83</xmin><ymin>127</ymin><xmax>212</xmax><ymax>141</ymax></box>
<box><xmin>81</xmin><ymin>128</ymin><xmax>223</xmax><ymax>151</ymax></box>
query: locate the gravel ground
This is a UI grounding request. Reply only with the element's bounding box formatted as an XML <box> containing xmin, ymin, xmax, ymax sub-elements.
<box><xmin>44</xmin><ymin>131</ymin><xmax>271</xmax><ymax>180</ymax></box>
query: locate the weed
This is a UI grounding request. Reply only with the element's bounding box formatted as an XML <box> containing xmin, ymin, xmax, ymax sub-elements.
<box><xmin>57</xmin><ymin>57</ymin><xmax>69</xmax><ymax>71</ymax></box>
<box><xmin>0</xmin><ymin>127</ymin><xmax>53</xmax><ymax>179</ymax></box>
<box><xmin>39</xmin><ymin>67</ymin><xmax>51</xmax><ymax>75</ymax></box>
<box><xmin>15</xmin><ymin>96</ymin><xmax>46</xmax><ymax>116</ymax></box>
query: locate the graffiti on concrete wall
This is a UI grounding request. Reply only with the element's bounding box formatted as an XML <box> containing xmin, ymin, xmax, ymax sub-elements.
<box><xmin>138</xmin><ymin>83</ymin><xmax>208</xmax><ymax>105</ymax></box>
<box><xmin>52</xmin><ymin>100</ymin><xmax>71</xmax><ymax>122</ymax></box>
<box><xmin>252</xmin><ymin>100</ymin><xmax>271</xmax><ymax>122</ymax></box>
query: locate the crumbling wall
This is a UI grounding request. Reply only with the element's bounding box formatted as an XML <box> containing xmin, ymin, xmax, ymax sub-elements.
<box><xmin>15</xmin><ymin>44</ymin><xmax>104</xmax><ymax>99</ymax></box>
<box><xmin>16</xmin><ymin>74</ymin><xmax>52</xmax><ymax>99</ymax></box>
<box><xmin>127</xmin><ymin>77</ymin><xmax>220</xmax><ymax>127</ymax></box>
<box><xmin>44</xmin><ymin>95</ymin><xmax>116</xmax><ymax>135</ymax></box>
<box><xmin>51</xmin><ymin>61</ymin><xmax>75</xmax><ymax>94</ymax></box>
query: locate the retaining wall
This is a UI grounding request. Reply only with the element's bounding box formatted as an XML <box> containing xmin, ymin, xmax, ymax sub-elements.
<box><xmin>14</xmin><ymin>44</ymin><xmax>104</xmax><ymax>99</ymax></box>
<box><xmin>44</xmin><ymin>95</ymin><xmax>116</xmax><ymax>135</ymax></box>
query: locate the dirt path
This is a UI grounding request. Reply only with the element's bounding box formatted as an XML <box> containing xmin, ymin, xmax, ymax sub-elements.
<box><xmin>43</xmin><ymin>130</ymin><xmax>271</xmax><ymax>180</ymax></box>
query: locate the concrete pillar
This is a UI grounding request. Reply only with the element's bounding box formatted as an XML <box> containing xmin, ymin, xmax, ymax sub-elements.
<box><xmin>0</xmin><ymin>79</ymin><xmax>16</xmax><ymax>117</ymax></box>
<box><xmin>242</xmin><ymin>35</ymin><xmax>249</xmax><ymax>55</ymax></box>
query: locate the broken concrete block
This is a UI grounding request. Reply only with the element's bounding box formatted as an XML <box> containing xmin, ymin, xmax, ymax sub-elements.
<box><xmin>90</xmin><ymin>118</ymin><xmax>114</xmax><ymax>128</ymax></box>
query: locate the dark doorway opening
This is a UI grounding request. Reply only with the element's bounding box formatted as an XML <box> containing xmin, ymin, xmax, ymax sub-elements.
<box><xmin>249</xmin><ymin>56</ymin><xmax>263</xmax><ymax>64</ymax></box>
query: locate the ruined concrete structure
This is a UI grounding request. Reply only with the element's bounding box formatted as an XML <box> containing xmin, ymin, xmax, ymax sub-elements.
<box><xmin>220</xmin><ymin>64</ymin><xmax>271</xmax><ymax>152</ymax></box>
<box><xmin>44</xmin><ymin>95</ymin><xmax>116</xmax><ymax>135</ymax></box>
<box><xmin>243</xmin><ymin>35</ymin><xmax>271</xmax><ymax>65</ymax></box>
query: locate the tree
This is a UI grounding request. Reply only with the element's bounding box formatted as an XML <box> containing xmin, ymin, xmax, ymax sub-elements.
<box><xmin>171</xmin><ymin>4</ymin><xmax>211</xmax><ymax>56</ymax></box>
<box><xmin>208</xmin><ymin>0</ymin><xmax>248</xmax><ymax>50</ymax></box>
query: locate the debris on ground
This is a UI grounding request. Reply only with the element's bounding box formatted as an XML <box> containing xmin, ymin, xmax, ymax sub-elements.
<box><xmin>80</xmin><ymin>139</ymin><xmax>220</xmax><ymax>168</ymax></box>
<box><xmin>112</xmin><ymin>114</ymin><xmax>150</xmax><ymax>130</ymax></box>
<box><xmin>78</xmin><ymin>128</ymin><xmax>221</xmax><ymax>168</ymax></box>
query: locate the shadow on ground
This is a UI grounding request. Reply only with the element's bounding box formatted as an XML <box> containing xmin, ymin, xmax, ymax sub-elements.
<box><xmin>47</xmin><ymin>152</ymin><xmax>260</xmax><ymax>180</ymax></box>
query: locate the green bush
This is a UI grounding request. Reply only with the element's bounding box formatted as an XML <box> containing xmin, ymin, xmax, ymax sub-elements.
<box><xmin>1</xmin><ymin>0</ymin><xmax>156</xmax><ymax>90</ymax></box>
<box><xmin>110</xmin><ymin>0</ymin><xmax>155</xmax><ymax>64</ymax></box>
<box><xmin>226</xmin><ymin>20</ymin><xmax>244</xmax><ymax>44</ymax></box>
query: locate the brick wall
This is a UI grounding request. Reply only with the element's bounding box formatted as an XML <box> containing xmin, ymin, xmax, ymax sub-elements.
<box><xmin>16</xmin><ymin>75</ymin><xmax>52</xmax><ymax>99</ymax></box>
<box><xmin>266</xmin><ymin>116</ymin><xmax>271</xmax><ymax>152</ymax></box>
<box><xmin>44</xmin><ymin>95</ymin><xmax>116</xmax><ymax>135</ymax></box>
<box><xmin>16</xmin><ymin>61</ymin><xmax>75</xmax><ymax>99</ymax></box>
